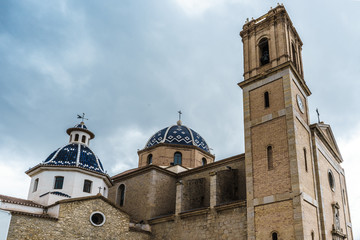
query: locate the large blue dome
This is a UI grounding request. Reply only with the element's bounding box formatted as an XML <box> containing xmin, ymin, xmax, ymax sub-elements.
<box><xmin>145</xmin><ymin>124</ymin><xmax>210</xmax><ymax>153</ymax></box>
<box><xmin>43</xmin><ymin>143</ymin><xmax>105</xmax><ymax>173</ymax></box>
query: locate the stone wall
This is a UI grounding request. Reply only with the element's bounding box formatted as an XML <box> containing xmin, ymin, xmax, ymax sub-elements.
<box><xmin>317</xmin><ymin>145</ymin><xmax>349</xmax><ymax>239</ymax></box>
<box><xmin>249</xmin><ymin>78</ymin><xmax>285</xmax><ymax>121</ymax></box>
<box><xmin>110</xmin><ymin>168</ymin><xmax>176</xmax><ymax>221</ymax></box>
<box><xmin>7</xmin><ymin>197</ymin><xmax>150</xmax><ymax>240</ymax></box>
<box><xmin>216</xmin><ymin>169</ymin><xmax>239</xmax><ymax>204</ymax></box>
<box><xmin>295</xmin><ymin>118</ymin><xmax>316</xmax><ymax>199</ymax></box>
<box><xmin>150</xmin><ymin>170</ymin><xmax>176</xmax><ymax>217</ymax></box>
<box><xmin>251</xmin><ymin>116</ymin><xmax>291</xmax><ymax>198</ymax></box>
<box><xmin>179</xmin><ymin>156</ymin><xmax>246</xmax><ymax>207</ymax></box>
<box><xmin>254</xmin><ymin>200</ymin><xmax>294</xmax><ymax>239</ymax></box>
<box><xmin>183</xmin><ymin>178</ymin><xmax>207</xmax><ymax>211</ymax></box>
<box><xmin>150</xmin><ymin>204</ymin><xmax>246</xmax><ymax>240</ymax></box>
<box><xmin>138</xmin><ymin>144</ymin><xmax>214</xmax><ymax>169</ymax></box>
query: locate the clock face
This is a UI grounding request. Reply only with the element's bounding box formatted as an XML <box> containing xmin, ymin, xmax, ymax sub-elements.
<box><xmin>296</xmin><ymin>94</ymin><xmax>305</xmax><ymax>113</ymax></box>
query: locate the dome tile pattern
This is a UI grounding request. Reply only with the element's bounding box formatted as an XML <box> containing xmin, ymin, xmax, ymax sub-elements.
<box><xmin>74</xmin><ymin>123</ymin><xmax>87</xmax><ymax>129</ymax></box>
<box><xmin>78</xmin><ymin>145</ymin><xmax>104</xmax><ymax>172</ymax></box>
<box><xmin>145</xmin><ymin>125</ymin><xmax>210</xmax><ymax>152</ymax></box>
<box><xmin>44</xmin><ymin>143</ymin><xmax>104</xmax><ymax>173</ymax></box>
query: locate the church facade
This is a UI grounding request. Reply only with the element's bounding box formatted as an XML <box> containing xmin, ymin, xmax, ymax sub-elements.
<box><xmin>0</xmin><ymin>5</ymin><xmax>353</xmax><ymax>240</ymax></box>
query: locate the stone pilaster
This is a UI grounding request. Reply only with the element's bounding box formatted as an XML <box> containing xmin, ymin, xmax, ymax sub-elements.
<box><xmin>175</xmin><ymin>180</ymin><xmax>183</xmax><ymax>215</ymax></box>
<box><xmin>209</xmin><ymin>171</ymin><xmax>217</xmax><ymax>207</ymax></box>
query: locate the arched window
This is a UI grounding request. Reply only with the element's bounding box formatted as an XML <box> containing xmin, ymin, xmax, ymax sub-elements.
<box><xmin>259</xmin><ymin>38</ymin><xmax>270</xmax><ymax>65</ymax></box>
<box><xmin>83</xmin><ymin>180</ymin><xmax>92</xmax><ymax>193</ymax></box>
<box><xmin>33</xmin><ymin>178</ymin><xmax>39</xmax><ymax>192</ymax></box>
<box><xmin>202</xmin><ymin>158</ymin><xmax>207</xmax><ymax>166</ymax></box>
<box><xmin>82</xmin><ymin>135</ymin><xmax>86</xmax><ymax>143</ymax></box>
<box><xmin>74</xmin><ymin>134</ymin><xmax>79</xmax><ymax>142</ymax></box>
<box><xmin>54</xmin><ymin>176</ymin><xmax>64</xmax><ymax>189</ymax></box>
<box><xmin>264</xmin><ymin>91</ymin><xmax>270</xmax><ymax>108</ymax></box>
<box><xmin>147</xmin><ymin>154</ymin><xmax>153</xmax><ymax>165</ymax></box>
<box><xmin>272</xmin><ymin>232</ymin><xmax>278</xmax><ymax>240</ymax></box>
<box><xmin>311</xmin><ymin>231</ymin><xmax>315</xmax><ymax>240</ymax></box>
<box><xmin>292</xmin><ymin>43</ymin><xmax>297</xmax><ymax>67</ymax></box>
<box><xmin>174</xmin><ymin>152</ymin><xmax>182</xmax><ymax>165</ymax></box>
<box><xmin>267</xmin><ymin>145</ymin><xmax>273</xmax><ymax>170</ymax></box>
<box><xmin>304</xmin><ymin>148</ymin><xmax>308</xmax><ymax>172</ymax></box>
<box><xmin>328</xmin><ymin>170</ymin><xmax>335</xmax><ymax>191</ymax></box>
<box><xmin>118</xmin><ymin>184</ymin><xmax>125</xmax><ymax>206</ymax></box>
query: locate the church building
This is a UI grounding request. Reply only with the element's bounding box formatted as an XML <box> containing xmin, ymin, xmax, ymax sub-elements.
<box><xmin>0</xmin><ymin>5</ymin><xmax>353</xmax><ymax>240</ymax></box>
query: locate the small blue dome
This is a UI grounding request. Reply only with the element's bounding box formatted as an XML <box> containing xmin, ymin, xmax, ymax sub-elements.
<box><xmin>43</xmin><ymin>143</ymin><xmax>105</xmax><ymax>173</ymax></box>
<box><xmin>145</xmin><ymin>124</ymin><xmax>210</xmax><ymax>153</ymax></box>
<box><xmin>74</xmin><ymin>123</ymin><xmax>87</xmax><ymax>129</ymax></box>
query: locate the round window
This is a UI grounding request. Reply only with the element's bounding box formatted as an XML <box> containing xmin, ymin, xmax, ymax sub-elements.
<box><xmin>328</xmin><ymin>170</ymin><xmax>335</xmax><ymax>191</ymax></box>
<box><xmin>90</xmin><ymin>212</ymin><xmax>106</xmax><ymax>226</ymax></box>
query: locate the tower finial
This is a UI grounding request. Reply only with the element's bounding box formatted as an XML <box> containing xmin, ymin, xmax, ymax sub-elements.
<box><xmin>177</xmin><ymin>110</ymin><xmax>182</xmax><ymax>126</ymax></box>
<box><xmin>77</xmin><ymin>113</ymin><xmax>88</xmax><ymax>123</ymax></box>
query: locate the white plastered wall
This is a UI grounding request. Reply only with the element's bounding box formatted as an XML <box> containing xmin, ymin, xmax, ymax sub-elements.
<box><xmin>28</xmin><ymin>169</ymin><xmax>109</xmax><ymax>206</ymax></box>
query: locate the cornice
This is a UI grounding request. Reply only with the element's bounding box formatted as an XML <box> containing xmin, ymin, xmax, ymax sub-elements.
<box><xmin>137</xmin><ymin>142</ymin><xmax>214</xmax><ymax>158</ymax></box>
<box><xmin>238</xmin><ymin>61</ymin><xmax>311</xmax><ymax>96</ymax></box>
<box><xmin>25</xmin><ymin>164</ymin><xmax>113</xmax><ymax>186</ymax></box>
<box><xmin>309</xmin><ymin>124</ymin><xmax>343</xmax><ymax>163</ymax></box>
<box><xmin>148</xmin><ymin>214</ymin><xmax>175</xmax><ymax>225</ymax></box>
<box><xmin>111</xmin><ymin>165</ymin><xmax>177</xmax><ymax>182</ymax></box>
<box><xmin>240</xmin><ymin>5</ymin><xmax>303</xmax><ymax>44</ymax></box>
<box><xmin>179</xmin><ymin>207</ymin><xmax>210</xmax><ymax>219</ymax></box>
<box><xmin>214</xmin><ymin>200</ymin><xmax>246</xmax><ymax>212</ymax></box>
<box><xmin>179</xmin><ymin>153</ymin><xmax>244</xmax><ymax>177</ymax></box>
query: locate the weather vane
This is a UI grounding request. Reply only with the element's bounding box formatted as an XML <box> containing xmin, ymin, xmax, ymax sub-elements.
<box><xmin>77</xmin><ymin>113</ymin><xmax>88</xmax><ymax>122</ymax></box>
<box><xmin>178</xmin><ymin>110</ymin><xmax>182</xmax><ymax>121</ymax></box>
<box><xmin>316</xmin><ymin>108</ymin><xmax>320</xmax><ymax>123</ymax></box>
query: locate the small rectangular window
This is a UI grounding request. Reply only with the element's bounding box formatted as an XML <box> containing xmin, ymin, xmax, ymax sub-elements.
<box><xmin>267</xmin><ymin>146</ymin><xmax>273</xmax><ymax>170</ymax></box>
<box><xmin>33</xmin><ymin>178</ymin><xmax>39</xmax><ymax>192</ymax></box>
<box><xmin>264</xmin><ymin>92</ymin><xmax>270</xmax><ymax>108</ymax></box>
<box><xmin>54</xmin><ymin>176</ymin><xmax>64</xmax><ymax>189</ymax></box>
<box><xmin>304</xmin><ymin>148</ymin><xmax>308</xmax><ymax>172</ymax></box>
<box><xmin>83</xmin><ymin>180</ymin><xmax>92</xmax><ymax>193</ymax></box>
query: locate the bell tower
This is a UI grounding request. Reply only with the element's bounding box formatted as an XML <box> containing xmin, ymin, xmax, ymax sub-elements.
<box><xmin>239</xmin><ymin>5</ymin><xmax>319</xmax><ymax>239</ymax></box>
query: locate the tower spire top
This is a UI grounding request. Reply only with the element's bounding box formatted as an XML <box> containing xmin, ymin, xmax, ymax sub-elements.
<box><xmin>77</xmin><ymin>113</ymin><xmax>88</xmax><ymax>123</ymax></box>
<box><xmin>177</xmin><ymin>110</ymin><xmax>182</xmax><ymax>126</ymax></box>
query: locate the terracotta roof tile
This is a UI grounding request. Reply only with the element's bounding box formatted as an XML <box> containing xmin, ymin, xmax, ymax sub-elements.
<box><xmin>0</xmin><ymin>194</ymin><xmax>44</xmax><ymax>208</ymax></box>
<box><xmin>10</xmin><ymin>210</ymin><xmax>57</xmax><ymax>220</ymax></box>
<box><xmin>111</xmin><ymin>167</ymin><xmax>143</xmax><ymax>179</ymax></box>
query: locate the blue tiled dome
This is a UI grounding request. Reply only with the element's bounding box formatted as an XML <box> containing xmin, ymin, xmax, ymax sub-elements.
<box><xmin>43</xmin><ymin>143</ymin><xmax>105</xmax><ymax>173</ymax></box>
<box><xmin>74</xmin><ymin>123</ymin><xmax>87</xmax><ymax>129</ymax></box>
<box><xmin>145</xmin><ymin>124</ymin><xmax>210</xmax><ymax>153</ymax></box>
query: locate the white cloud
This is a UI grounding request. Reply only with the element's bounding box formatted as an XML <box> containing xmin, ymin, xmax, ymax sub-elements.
<box><xmin>174</xmin><ymin>0</ymin><xmax>226</xmax><ymax>16</ymax></box>
<box><xmin>102</xmin><ymin>126</ymin><xmax>152</xmax><ymax>174</ymax></box>
<box><xmin>1</xmin><ymin>1</ymin><xmax>96</xmax><ymax>91</ymax></box>
<box><xmin>28</xmin><ymin>52</ymin><xmax>73</xmax><ymax>89</ymax></box>
<box><xmin>174</xmin><ymin>0</ymin><xmax>255</xmax><ymax>17</ymax></box>
<box><xmin>0</xmin><ymin>139</ymin><xmax>36</xmax><ymax>199</ymax></box>
<box><xmin>0</xmin><ymin>162</ymin><xmax>29</xmax><ymax>199</ymax></box>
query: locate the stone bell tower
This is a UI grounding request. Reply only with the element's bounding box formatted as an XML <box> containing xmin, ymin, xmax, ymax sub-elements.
<box><xmin>239</xmin><ymin>5</ymin><xmax>319</xmax><ymax>239</ymax></box>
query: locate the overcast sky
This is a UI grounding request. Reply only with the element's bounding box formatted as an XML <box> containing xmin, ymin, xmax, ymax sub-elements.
<box><xmin>1</xmin><ymin>0</ymin><xmax>359</xmax><ymax>237</ymax></box>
